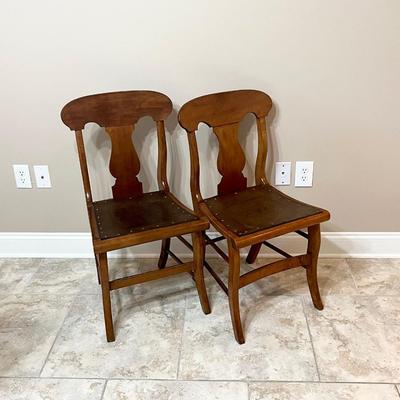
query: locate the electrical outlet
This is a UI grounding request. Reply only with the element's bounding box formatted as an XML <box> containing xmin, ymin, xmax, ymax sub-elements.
<box><xmin>295</xmin><ymin>161</ymin><xmax>314</xmax><ymax>187</ymax></box>
<box><xmin>275</xmin><ymin>162</ymin><xmax>291</xmax><ymax>185</ymax></box>
<box><xmin>33</xmin><ymin>165</ymin><xmax>52</xmax><ymax>188</ymax></box>
<box><xmin>13</xmin><ymin>164</ymin><xmax>32</xmax><ymax>188</ymax></box>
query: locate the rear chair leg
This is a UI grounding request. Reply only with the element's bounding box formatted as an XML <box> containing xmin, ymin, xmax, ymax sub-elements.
<box><xmin>94</xmin><ymin>253</ymin><xmax>101</xmax><ymax>284</ymax></box>
<box><xmin>228</xmin><ymin>239</ymin><xmax>245</xmax><ymax>344</ymax></box>
<box><xmin>98</xmin><ymin>253</ymin><xmax>115</xmax><ymax>342</ymax></box>
<box><xmin>191</xmin><ymin>232</ymin><xmax>211</xmax><ymax>314</ymax></box>
<box><xmin>246</xmin><ymin>243</ymin><xmax>262</xmax><ymax>264</ymax></box>
<box><xmin>306</xmin><ymin>224</ymin><xmax>324</xmax><ymax>310</ymax></box>
<box><xmin>158</xmin><ymin>238</ymin><xmax>171</xmax><ymax>269</ymax></box>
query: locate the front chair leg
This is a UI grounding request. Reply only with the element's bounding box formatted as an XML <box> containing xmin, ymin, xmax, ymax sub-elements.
<box><xmin>306</xmin><ymin>224</ymin><xmax>324</xmax><ymax>310</ymax></box>
<box><xmin>228</xmin><ymin>239</ymin><xmax>245</xmax><ymax>344</ymax></box>
<box><xmin>158</xmin><ymin>238</ymin><xmax>171</xmax><ymax>269</ymax></box>
<box><xmin>98</xmin><ymin>253</ymin><xmax>115</xmax><ymax>342</ymax></box>
<box><xmin>246</xmin><ymin>243</ymin><xmax>262</xmax><ymax>264</ymax></box>
<box><xmin>191</xmin><ymin>232</ymin><xmax>211</xmax><ymax>315</ymax></box>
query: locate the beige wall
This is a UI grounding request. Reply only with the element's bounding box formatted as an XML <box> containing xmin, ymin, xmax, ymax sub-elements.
<box><xmin>1</xmin><ymin>0</ymin><xmax>399</xmax><ymax>233</ymax></box>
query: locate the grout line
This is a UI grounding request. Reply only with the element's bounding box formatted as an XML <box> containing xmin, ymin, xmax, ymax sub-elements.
<box><xmin>301</xmin><ymin>296</ymin><xmax>321</xmax><ymax>382</ymax></box>
<box><xmin>100</xmin><ymin>379</ymin><xmax>108</xmax><ymax>400</ymax></box>
<box><xmin>246</xmin><ymin>380</ymin><xmax>400</xmax><ymax>385</ymax></box>
<box><xmin>12</xmin><ymin>290</ymin><xmax>400</xmax><ymax>298</ymax></box>
<box><xmin>395</xmin><ymin>384</ymin><xmax>400</xmax><ymax>398</ymax></box>
<box><xmin>175</xmin><ymin>293</ymin><xmax>188</xmax><ymax>380</ymax></box>
<box><xmin>38</xmin><ymin>294</ymin><xmax>79</xmax><ymax>377</ymax></box>
<box><xmin>0</xmin><ymin>376</ymin><xmax>399</xmax><ymax>385</ymax></box>
<box><xmin>0</xmin><ymin>376</ymin><xmax>106</xmax><ymax>381</ymax></box>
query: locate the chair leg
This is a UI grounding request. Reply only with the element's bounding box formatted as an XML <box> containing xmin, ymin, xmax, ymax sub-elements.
<box><xmin>98</xmin><ymin>253</ymin><xmax>115</xmax><ymax>342</ymax></box>
<box><xmin>228</xmin><ymin>239</ymin><xmax>245</xmax><ymax>344</ymax></box>
<box><xmin>191</xmin><ymin>232</ymin><xmax>211</xmax><ymax>315</ymax></box>
<box><xmin>306</xmin><ymin>224</ymin><xmax>324</xmax><ymax>310</ymax></box>
<box><xmin>94</xmin><ymin>253</ymin><xmax>101</xmax><ymax>284</ymax></box>
<box><xmin>246</xmin><ymin>243</ymin><xmax>262</xmax><ymax>264</ymax></box>
<box><xmin>158</xmin><ymin>238</ymin><xmax>170</xmax><ymax>269</ymax></box>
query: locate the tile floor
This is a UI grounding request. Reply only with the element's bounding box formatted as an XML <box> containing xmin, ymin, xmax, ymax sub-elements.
<box><xmin>0</xmin><ymin>257</ymin><xmax>399</xmax><ymax>399</ymax></box>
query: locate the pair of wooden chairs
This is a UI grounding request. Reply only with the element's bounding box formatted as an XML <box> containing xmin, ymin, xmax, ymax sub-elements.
<box><xmin>61</xmin><ymin>90</ymin><xmax>330</xmax><ymax>344</ymax></box>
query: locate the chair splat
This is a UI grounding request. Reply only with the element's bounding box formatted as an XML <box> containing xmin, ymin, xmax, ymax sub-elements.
<box><xmin>105</xmin><ymin>125</ymin><xmax>143</xmax><ymax>200</ymax></box>
<box><xmin>213</xmin><ymin>123</ymin><xmax>247</xmax><ymax>195</ymax></box>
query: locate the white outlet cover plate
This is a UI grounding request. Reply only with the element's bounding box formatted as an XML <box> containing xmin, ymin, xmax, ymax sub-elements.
<box><xmin>275</xmin><ymin>162</ymin><xmax>291</xmax><ymax>185</ymax></box>
<box><xmin>295</xmin><ymin>161</ymin><xmax>314</xmax><ymax>187</ymax></box>
<box><xmin>33</xmin><ymin>165</ymin><xmax>52</xmax><ymax>188</ymax></box>
<box><xmin>13</xmin><ymin>164</ymin><xmax>32</xmax><ymax>188</ymax></box>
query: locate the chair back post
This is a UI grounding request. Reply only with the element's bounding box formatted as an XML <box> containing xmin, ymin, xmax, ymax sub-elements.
<box><xmin>74</xmin><ymin>130</ymin><xmax>93</xmax><ymax>205</ymax></box>
<box><xmin>255</xmin><ymin>116</ymin><xmax>269</xmax><ymax>185</ymax></box>
<box><xmin>156</xmin><ymin>120</ymin><xmax>170</xmax><ymax>192</ymax></box>
<box><xmin>74</xmin><ymin>129</ymin><xmax>100</xmax><ymax>239</ymax></box>
<box><xmin>187</xmin><ymin>131</ymin><xmax>203</xmax><ymax>213</ymax></box>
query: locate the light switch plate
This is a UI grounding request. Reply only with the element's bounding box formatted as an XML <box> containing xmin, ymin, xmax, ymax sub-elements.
<box><xmin>295</xmin><ymin>161</ymin><xmax>314</xmax><ymax>187</ymax></box>
<box><xmin>33</xmin><ymin>165</ymin><xmax>52</xmax><ymax>188</ymax></box>
<box><xmin>275</xmin><ymin>162</ymin><xmax>291</xmax><ymax>185</ymax></box>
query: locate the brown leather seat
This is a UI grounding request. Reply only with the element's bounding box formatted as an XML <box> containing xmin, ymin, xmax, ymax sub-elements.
<box><xmin>204</xmin><ymin>185</ymin><xmax>324</xmax><ymax>237</ymax></box>
<box><xmin>94</xmin><ymin>191</ymin><xmax>199</xmax><ymax>240</ymax></box>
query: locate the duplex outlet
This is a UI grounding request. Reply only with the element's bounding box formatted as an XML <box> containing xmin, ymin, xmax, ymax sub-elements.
<box><xmin>295</xmin><ymin>161</ymin><xmax>314</xmax><ymax>187</ymax></box>
<box><xmin>13</xmin><ymin>164</ymin><xmax>32</xmax><ymax>188</ymax></box>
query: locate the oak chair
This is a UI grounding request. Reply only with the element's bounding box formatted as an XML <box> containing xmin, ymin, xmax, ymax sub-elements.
<box><xmin>178</xmin><ymin>90</ymin><xmax>330</xmax><ymax>344</ymax></box>
<box><xmin>61</xmin><ymin>90</ymin><xmax>210</xmax><ymax>342</ymax></box>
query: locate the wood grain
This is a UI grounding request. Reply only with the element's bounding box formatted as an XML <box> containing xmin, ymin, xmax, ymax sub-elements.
<box><xmin>61</xmin><ymin>90</ymin><xmax>172</xmax><ymax>130</ymax></box>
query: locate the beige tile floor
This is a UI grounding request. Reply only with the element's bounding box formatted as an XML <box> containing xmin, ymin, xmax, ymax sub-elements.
<box><xmin>0</xmin><ymin>257</ymin><xmax>399</xmax><ymax>399</ymax></box>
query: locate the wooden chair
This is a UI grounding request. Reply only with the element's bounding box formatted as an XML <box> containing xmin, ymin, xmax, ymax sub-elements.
<box><xmin>61</xmin><ymin>90</ymin><xmax>210</xmax><ymax>342</ymax></box>
<box><xmin>178</xmin><ymin>90</ymin><xmax>330</xmax><ymax>344</ymax></box>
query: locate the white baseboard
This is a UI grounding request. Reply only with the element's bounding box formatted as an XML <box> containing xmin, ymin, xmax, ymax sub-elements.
<box><xmin>0</xmin><ymin>232</ymin><xmax>399</xmax><ymax>258</ymax></box>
